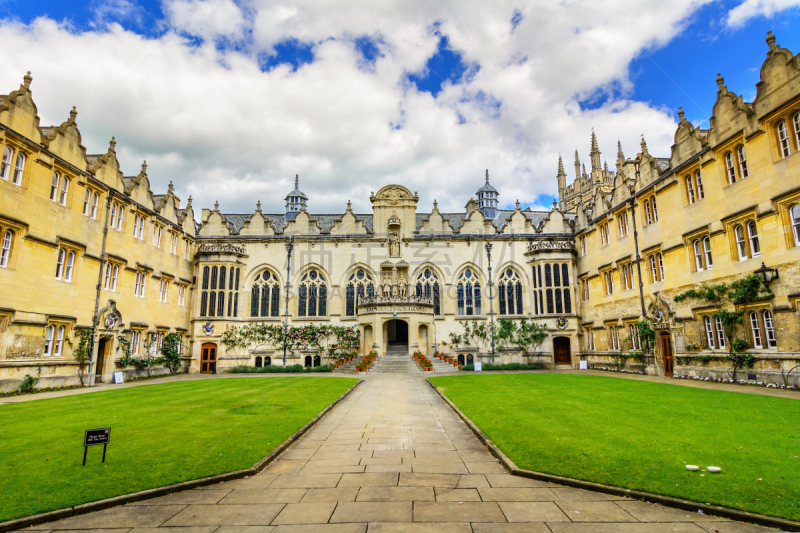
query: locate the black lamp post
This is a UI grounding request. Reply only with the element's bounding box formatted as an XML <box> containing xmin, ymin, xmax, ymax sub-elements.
<box><xmin>485</xmin><ymin>242</ymin><xmax>496</xmax><ymax>364</ymax></box>
<box><xmin>283</xmin><ymin>239</ymin><xmax>293</xmax><ymax>367</ymax></box>
<box><xmin>754</xmin><ymin>262</ymin><xmax>779</xmax><ymax>284</ymax></box>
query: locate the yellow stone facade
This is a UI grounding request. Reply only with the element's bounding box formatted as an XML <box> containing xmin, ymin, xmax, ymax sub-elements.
<box><xmin>570</xmin><ymin>32</ymin><xmax>800</xmax><ymax>382</ymax></box>
<box><xmin>1</xmin><ymin>32</ymin><xmax>799</xmax><ymax>391</ymax></box>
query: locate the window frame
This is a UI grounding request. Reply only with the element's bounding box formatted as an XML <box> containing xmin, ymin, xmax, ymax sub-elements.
<box><xmin>696</xmin><ymin>170</ymin><xmax>705</xmax><ymax>200</ymax></box>
<box><xmin>725</xmin><ymin>151</ymin><xmax>737</xmax><ymax>184</ymax></box>
<box><xmin>0</xmin><ymin>229</ymin><xmax>12</xmax><ymax>268</ymax></box>
<box><xmin>749</xmin><ymin>311</ymin><xmax>763</xmax><ymax>349</ymax></box>
<box><xmin>0</xmin><ymin>145</ymin><xmax>12</xmax><ymax>180</ymax></box>
<box><xmin>686</xmin><ymin>175</ymin><xmax>695</xmax><ymax>204</ymax></box>
<box><xmin>763</xmin><ymin>310</ymin><xmax>777</xmax><ymax>349</ymax></box>
<box><xmin>12</xmin><ymin>151</ymin><xmax>25</xmax><ymax>185</ymax></box>
<box><xmin>737</xmin><ymin>145</ymin><xmax>749</xmax><ymax>179</ymax></box>
<box><xmin>778</xmin><ymin>120</ymin><xmax>792</xmax><ymax>157</ymax></box>
<box><xmin>792</xmin><ymin>204</ymin><xmax>800</xmax><ymax>247</ymax></box>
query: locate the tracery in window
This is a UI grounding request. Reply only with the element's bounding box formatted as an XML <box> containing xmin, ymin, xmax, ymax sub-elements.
<box><xmin>498</xmin><ymin>268</ymin><xmax>523</xmax><ymax>315</ymax></box>
<box><xmin>415</xmin><ymin>268</ymin><xmax>441</xmax><ymax>315</ymax></box>
<box><xmin>347</xmin><ymin>269</ymin><xmax>375</xmax><ymax>317</ymax></box>
<box><xmin>251</xmin><ymin>269</ymin><xmax>280</xmax><ymax>318</ymax></box>
<box><xmin>298</xmin><ymin>268</ymin><xmax>327</xmax><ymax>317</ymax></box>
<box><xmin>456</xmin><ymin>268</ymin><xmax>481</xmax><ymax>316</ymax></box>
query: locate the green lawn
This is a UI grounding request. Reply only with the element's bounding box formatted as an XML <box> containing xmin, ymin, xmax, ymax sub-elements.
<box><xmin>0</xmin><ymin>376</ymin><xmax>357</xmax><ymax>521</ymax></box>
<box><xmin>430</xmin><ymin>374</ymin><xmax>800</xmax><ymax>521</ymax></box>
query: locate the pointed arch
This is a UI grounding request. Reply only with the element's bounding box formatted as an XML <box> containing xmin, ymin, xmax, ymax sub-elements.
<box><xmin>411</xmin><ymin>263</ymin><xmax>445</xmax><ymax>316</ymax></box>
<box><xmin>294</xmin><ymin>263</ymin><xmax>329</xmax><ymax>317</ymax></box>
<box><xmin>341</xmin><ymin>263</ymin><xmax>377</xmax><ymax>317</ymax></box>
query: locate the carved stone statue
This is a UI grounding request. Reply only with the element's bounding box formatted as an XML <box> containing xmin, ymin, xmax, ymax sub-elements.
<box><xmin>388</xmin><ymin>231</ymin><xmax>401</xmax><ymax>258</ymax></box>
<box><xmin>399</xmin><ymin>280</ymin><xmax>407</xmax><ymax>298</ymax></box>
<box><xmin>382</xmin><ymin>275</ymin><xmax>393</xmax><ymax>297</ymax></box>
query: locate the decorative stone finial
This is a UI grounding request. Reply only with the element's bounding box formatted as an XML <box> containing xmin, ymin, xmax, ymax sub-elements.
<box><xmin>640</xmin><ymin>135</ymin><xmax>649</xmax><ymax>155</ymax></box>
<box><xmin>69</xmin><ymin>106</ymin><xmax>77</xmax><ymax>123</ymax></box>
<box><xmin>256</xmin><ymin>200</ymin><xmax>261</xmax><ymax>211</ymax></box>
<box><xmin>553</xmin><ymin>199</ymin><xmax>557</xmax><ymax>209</ymax></box>
<box><xmin>295</xmin><ymin>174</ymin><xmax>299</xmax><ymax>188</ymax></box>
<box><xmin>168</xmin><ymin>180</ymin><xmax>174</xmax><ymax>193</ymax></box>
<box><xmin>23</xmin><ymin>71</ymin><xmax>32</xmax><ymax>90</ymax></box>
<box><xmin>678</xmin><ymin>107</ymin><xmax>685</xmax><ymax>122</ymax></box>
<box><xmin>767</xmin><ymin>30</ymin><xmax>776</xmax><ymax>51</ymax></box>
<box><xmin>557</xmin><ymin>154</ymin><xmax>565</xmax><ymax>175</ymax></box>
<box><xmin>516</xmin><ymin>199</ymin><xmax>520</xmax><ymax>209</ymax></box>
<box><xmin>109</xmin><ymin>136</ymin><xmax>116</xmax><ymax>152</ymax></box>
<box><xmin>141</xmin><ymin>160</ymin><xmax>147</xmax><ymax>174</ymax></box>
<box><xmin>187</xmin><ymin>195</ymin><xmax>193</xmax><ymax>207</ymax></box>
<box><xmin>433</xmin><ymin>199</ymin><xmax>438</xmax><ymax>209</ymax></box>
<box><xmin>716</xmin><ymin>73</ymin><xmax>725</xmax><ymax>90</ymax></box>
<box><xmin>346</xmin><ymin>199</ymin><xmax>352</xmax><ymax>211</ymax></box>
<box><xmin>214</xmin><ymin>201</ymin><xmax>219</xmax><ymax>211</ymax></box>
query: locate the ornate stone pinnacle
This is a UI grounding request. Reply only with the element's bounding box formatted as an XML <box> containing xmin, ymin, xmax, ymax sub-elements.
<box><xmin>23</xmin><ymin>71</ymin><xmax>32</xmax><ymax>90</ymax></box>
<box><xmin>69</xmin><ymin>106</ymin><xmax>77</xmax><ymax>123</ymax></box>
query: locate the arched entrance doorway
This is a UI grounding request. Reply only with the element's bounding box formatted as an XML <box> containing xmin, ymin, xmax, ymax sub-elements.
<box><xmin>387</xmin><ymin>319</ymin><xmax>408</xmax><ymax>346</ymax></box>
<box><xmin>201</xmin><ymin>343</ymin><xmax>217</xmax><ymax>373</ymax></box>
<box><xmin>661</xmin><ymin>333</ymin><xmax>674</xmax><ymax>377</ymax></box>
<box><xmin>553</xmin><ymin>337</ymin><xmax>571</xmax><ymax>365</ymax></box>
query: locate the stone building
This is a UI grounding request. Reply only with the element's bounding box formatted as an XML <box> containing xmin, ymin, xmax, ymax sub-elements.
<box><xmin>568</xmin><ymin>32</ymin><xmax>800</xmax><ymax>382</ymax></box>
<box><xmin>1</xmin><ymin>31</ymin><xmax>799</xmax><ymax>390</ymax></box>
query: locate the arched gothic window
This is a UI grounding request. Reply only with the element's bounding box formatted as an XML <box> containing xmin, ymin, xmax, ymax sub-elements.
<box><xmin>251</xmin><ymin>270</ymin><xmax>280</xmax><ymax>317</ymax></box>
<box><xmin>456</xmin><ymin>268</ymin><xmax>481</xmax><ymax>316</ymax></box>
<box><xmin>498</xmin><ymin>268</ymin><xmax>523</xmax><ymax>315</ymax></box>
<box><xmin>298</xmin><ymin>269</ymin><xmax>327</xmax><ymax>317</ymax></box>
<box><xmin>346</xmin><ymin>269</ymin><xmax>375</xmax><ymax>316</ymax></box>
<box><xmin>415</xmin><ymin>268</ymin><xmax>441</xmax><ymax>315</ymax></box>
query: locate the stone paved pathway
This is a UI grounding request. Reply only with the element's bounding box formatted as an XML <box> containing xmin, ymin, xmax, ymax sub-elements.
<box><xmin>25</xmin><ymin>375</ymin><xmax>778</xmax><ymax>532</ymax></box>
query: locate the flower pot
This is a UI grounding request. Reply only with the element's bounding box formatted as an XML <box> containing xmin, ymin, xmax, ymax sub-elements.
<box><xmin>458</xmin><ymin>365</ymin><xmax>463</xmax><ymax>370</ymax></box>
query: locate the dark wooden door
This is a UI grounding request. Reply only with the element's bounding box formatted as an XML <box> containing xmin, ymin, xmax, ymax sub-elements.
<box><xmin>553</xmin><ymin>337</ymin><xmax>571</xmax><ymax>364</ymax></box>
<box><xmin>201</xmin><ymin>343</ymin><xmax>217</xmax><ymax>373</ymax></box>
<box><xmin>95</xmin><ymin>338</ymin><xmax>107</xmax><ymax>377</ymax></box>
<box><xmin>661</xmin><ymin>334</ymin><xmax>674</xmax><ymax>377</ymax></box>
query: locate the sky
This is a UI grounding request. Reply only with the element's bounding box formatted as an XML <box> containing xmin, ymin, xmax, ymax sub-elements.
<box><xmin>1</xmin><ymin>0</ymin><xmax>799</xmax><ymax>217</ymax></box>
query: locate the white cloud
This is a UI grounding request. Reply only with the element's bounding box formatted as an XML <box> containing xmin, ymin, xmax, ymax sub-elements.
<box><xmin>727</xmin><ymin>0</ymin><xmax>800</xmax><ymax>27</ymax></box>
<box><xmin>0</xmin><ymin>0</ymin><xmax>711</xmax><ymax>218</ymax></box>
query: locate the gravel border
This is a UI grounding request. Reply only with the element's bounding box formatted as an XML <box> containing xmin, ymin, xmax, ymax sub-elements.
<box><xmin>427</xmin><ymin>378</ymin><xmax>800</xmax><ymax>532</ymax></box>
<box><xmin>0</xmin><ymin>378</ymin><xmax>363</xmax><ymax>533</ymax></box>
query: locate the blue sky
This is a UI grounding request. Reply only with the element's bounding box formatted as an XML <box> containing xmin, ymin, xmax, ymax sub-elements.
<box><xmin>1</xmin><ymin>0</ymin><xmax>799</xmax><ymax>214</ymax></box>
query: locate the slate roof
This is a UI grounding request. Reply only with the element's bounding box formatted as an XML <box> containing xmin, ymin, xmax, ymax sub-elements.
<box><xmin>218</xmin><ymin>208</ymin><xmax>561</xmax><ymax>235</ymax></box>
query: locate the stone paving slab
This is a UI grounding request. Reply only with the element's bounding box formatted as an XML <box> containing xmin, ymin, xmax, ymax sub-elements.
<box><xmin>25</xmin><ymin>375</ymin><xmax>779</xmax><ymax>532</ymax></box>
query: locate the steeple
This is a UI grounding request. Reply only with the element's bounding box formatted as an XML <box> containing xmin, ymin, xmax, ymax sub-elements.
<box><xmin>476</xmin><ymin>169</ymin><xmax>499</xmax><ymax>219</ymax></box>
<box><xmin>590</xmin><ymin>129</ymin><xmax>601</xmax><ymax>171</ymax></box>
<box><xmin>557</xmin><ymin>154</ymin><xmax>566</xmax><ymax>210</ymax></box>
<box><xmin>617</xmin><ymin>140</ymin><xmax>624</xmax><ymax>163</ymax></box>
<box><xmin>574</xmin><ymin>149</ymin><xmax>581</xmax><ymax>183</ymax></box>
<box><xmin>285</xmin><ymin>173</ymin><xmax>308</xmax><ymax>219</ymax></box>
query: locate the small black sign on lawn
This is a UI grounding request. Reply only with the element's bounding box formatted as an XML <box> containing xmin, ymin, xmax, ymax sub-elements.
<box><xmin>83</xmin><ymin>428</ymin><xmax>111</xmax><ymax>466</ymax></box>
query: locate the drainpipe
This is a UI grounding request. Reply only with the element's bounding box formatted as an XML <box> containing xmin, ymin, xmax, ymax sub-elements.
<box><xmin>89</xmin><ymin>190</ymin><xmax>114</xmax><ymax>385</ymax></box>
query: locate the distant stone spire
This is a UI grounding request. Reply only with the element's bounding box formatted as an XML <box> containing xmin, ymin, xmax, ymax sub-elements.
<box><xmin>557</xmin><ymin>154</ymin><xmax>566</xmax><ymax>209</ymax></box>
<box><xmin>617</xmin><ymin>140</ymin><xmax>624</xmax><ymax>163</ymax></box>
<box><xmin>590</xmin><ymin>128</ymin><xmax>601</xmax><ymax>171</ymax></box>
<box><xmin>582</xmin><ymin>163</ymin><xmax>586</xmax><ymax>176</ymax></box>
<box><xmin>574</xmin><ymin>149</ymin><xmax>581</xmax><ymax>182</ymax></box>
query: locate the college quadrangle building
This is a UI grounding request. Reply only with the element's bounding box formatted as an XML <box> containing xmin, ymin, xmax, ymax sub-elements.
<box><xmin>1</xmin><ymin>32</ymin><xmax>799</xmax><ymax>390</ymax></box>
